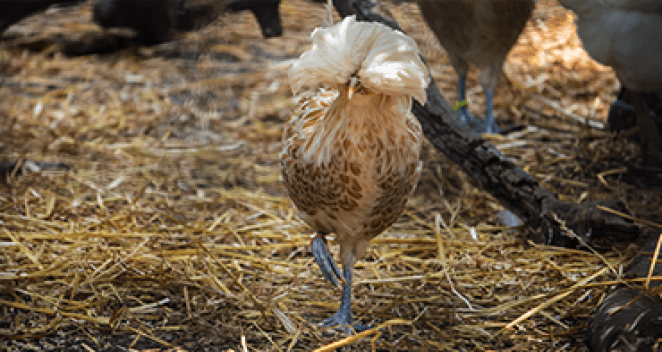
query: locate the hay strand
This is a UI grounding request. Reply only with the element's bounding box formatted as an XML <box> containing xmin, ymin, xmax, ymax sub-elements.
<box><xmin>1</xmin><ymin>0</ymin><xmax>660</xmax><ymax>350</ymax></box>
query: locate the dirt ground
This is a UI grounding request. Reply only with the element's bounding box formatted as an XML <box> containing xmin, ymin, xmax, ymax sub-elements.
<box><xmin>1</xmin><ymin>0</ymin><xmax>661</xmax><ymax>351</ymax></box>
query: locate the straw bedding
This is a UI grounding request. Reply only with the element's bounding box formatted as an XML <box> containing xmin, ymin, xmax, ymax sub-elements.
<box><xmin>1</xmin><ymin>0</ymin><xmax>661</xmax><ymax>350</ymax></box>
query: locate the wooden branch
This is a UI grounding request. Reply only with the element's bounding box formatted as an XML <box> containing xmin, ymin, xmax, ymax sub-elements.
<box><xmin>335</xmin><ymin>0</ymin><xmax>640</xmax><ymax>246</ymax></box>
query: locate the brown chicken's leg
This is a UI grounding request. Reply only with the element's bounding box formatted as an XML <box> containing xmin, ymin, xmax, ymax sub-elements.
<box><xmin>311</xmin><ymin>233</ymin><xmax>343</xmax><ymax>287</ymax></box>
<box><xmin>311</xmin><ymin>234</ymin><xmax>369</xmax><ymax>331</ymax></box>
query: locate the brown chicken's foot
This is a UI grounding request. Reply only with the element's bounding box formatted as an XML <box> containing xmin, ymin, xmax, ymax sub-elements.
<box><xmin>311</xmin><ymin>233</ymin><xmax>346</xmax><ymax>288</ymax></box>
<box><xmin>322</xmin><ymin>311</ymin><xmax>371</xmax><ymax>334</ymax></box>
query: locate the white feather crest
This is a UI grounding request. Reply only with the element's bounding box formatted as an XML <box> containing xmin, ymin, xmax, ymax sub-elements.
<box><xmin>289</xmin><ymin>16</ymin><xmax>430</xmax><ymax>105</ymax></box>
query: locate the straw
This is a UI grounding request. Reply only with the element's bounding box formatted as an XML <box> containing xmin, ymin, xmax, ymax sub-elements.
<box><xmin>1</xmin><ymin>0</ymin><xmax>660</xmax><ymax>350</ymax></box>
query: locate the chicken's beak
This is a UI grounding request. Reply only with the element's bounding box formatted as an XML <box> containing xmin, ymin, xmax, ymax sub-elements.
<box><xmin>348</xmin><ymin>76</ymin><xmax>359</xmax><ymax>99</ymax></box>
<box><xmin>348</xmin><ymin>86</ymin><xmax>358</xmax><ymax>99</ymax></box>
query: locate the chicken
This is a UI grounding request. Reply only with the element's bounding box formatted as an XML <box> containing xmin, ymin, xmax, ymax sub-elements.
<box><xmin>281</xmin><ymin>15</ymin><xmax>429</xmax><ymax>330</ymax></box>
<box><xmin>93</xmin><ymin>0</ymin><xmax>282</xmax><ymax>44</ymax></box>
<box><xmin>175</xmin><ymin>0</ymin><xmax>282</xmax><ymax>37</ymax></box>
<box><xmin>93</xmin><ymin>0</ymin><xmax>177</xmax><ymax>44</ymax></box>
<box><xmin>0</xmin><ymin>0</ymin><xmax>84</xmax><ymax>34</ymax></box>
<box><xmin>585</xmin><ymin>289</ymin><xmax>662</xmax><ymax>351</ymax></box>
<box><xmin>558</xmin><ymin>0</ymin><xmax>662</xmax><ymax>164</ymax></box>
<box><xmin>226</xmin><ymin>0</ymin><xmax>282</xmax><ymax>38</ymax></box>
<box><xmin>416</xmin><ymin>0</ymin><xmax>535</xmax><ymax>134</ymax></box>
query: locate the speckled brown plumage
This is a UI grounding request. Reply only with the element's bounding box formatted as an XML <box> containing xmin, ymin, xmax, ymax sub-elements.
<box><xmin>280</xmin><ymin>86</ymin><xmax>422</xmax><ymax>268</ymax></box>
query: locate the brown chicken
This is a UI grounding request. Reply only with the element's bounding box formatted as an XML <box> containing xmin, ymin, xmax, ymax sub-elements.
<box><xmin>280</xmin><ymin>15</ymin><xmax>429</xmax><ymax>330</ymax></box>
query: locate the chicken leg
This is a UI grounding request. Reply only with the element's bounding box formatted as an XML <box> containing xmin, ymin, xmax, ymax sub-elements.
<box><xmin>627</xmin><ymin>91</ymin><xmax>662</xmax><ymax>165</ymax></box>
<box><xmin>311</xmin><ymin>234</ymin><xmax>369</xmax><ymax>331</ymax></box>
<box><xmin>456</xmin><ymin>75</ymin><xmax>479</xmax><ymax>128</ymax></box>
<box><xmin>476</xmin><ymin>86</ymin><xmax>499</xmax><ymax>134</ymax></box>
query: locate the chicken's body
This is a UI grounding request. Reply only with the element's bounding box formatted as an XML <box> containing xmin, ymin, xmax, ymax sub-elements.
<box><xmin>558</xmin><ymin>0</ymin><xmax>662</xmax><ymax>163</ymax></box>
<box><xmin>281</xmin><ymin>16</ymin><xmax>429</xmax><ymax>329</ymax></box>
<box><xmin>282</xmin><ymin>87</ymin><xmax>423</xmax><ymax>272</ymax></box>
<box><xmin>417</xmin><ymin>0</ymin><xmax>535</xmax><ymax>133</ymax></box>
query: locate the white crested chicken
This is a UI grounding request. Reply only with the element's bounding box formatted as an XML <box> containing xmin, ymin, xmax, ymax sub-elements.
<box><xmin>558</xmin><ymin>0</ymin><xmax>662</xmax><ymax>164</ymax></box>
<box><xmin>416</xmin><ymin>0</ymin><xmax>535</xmax><ymax>134</ymax></box>
<box><xmin>280</xmin><ymin>15</ymin><xmax>429</xmax><ymax>330</ymax></box>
